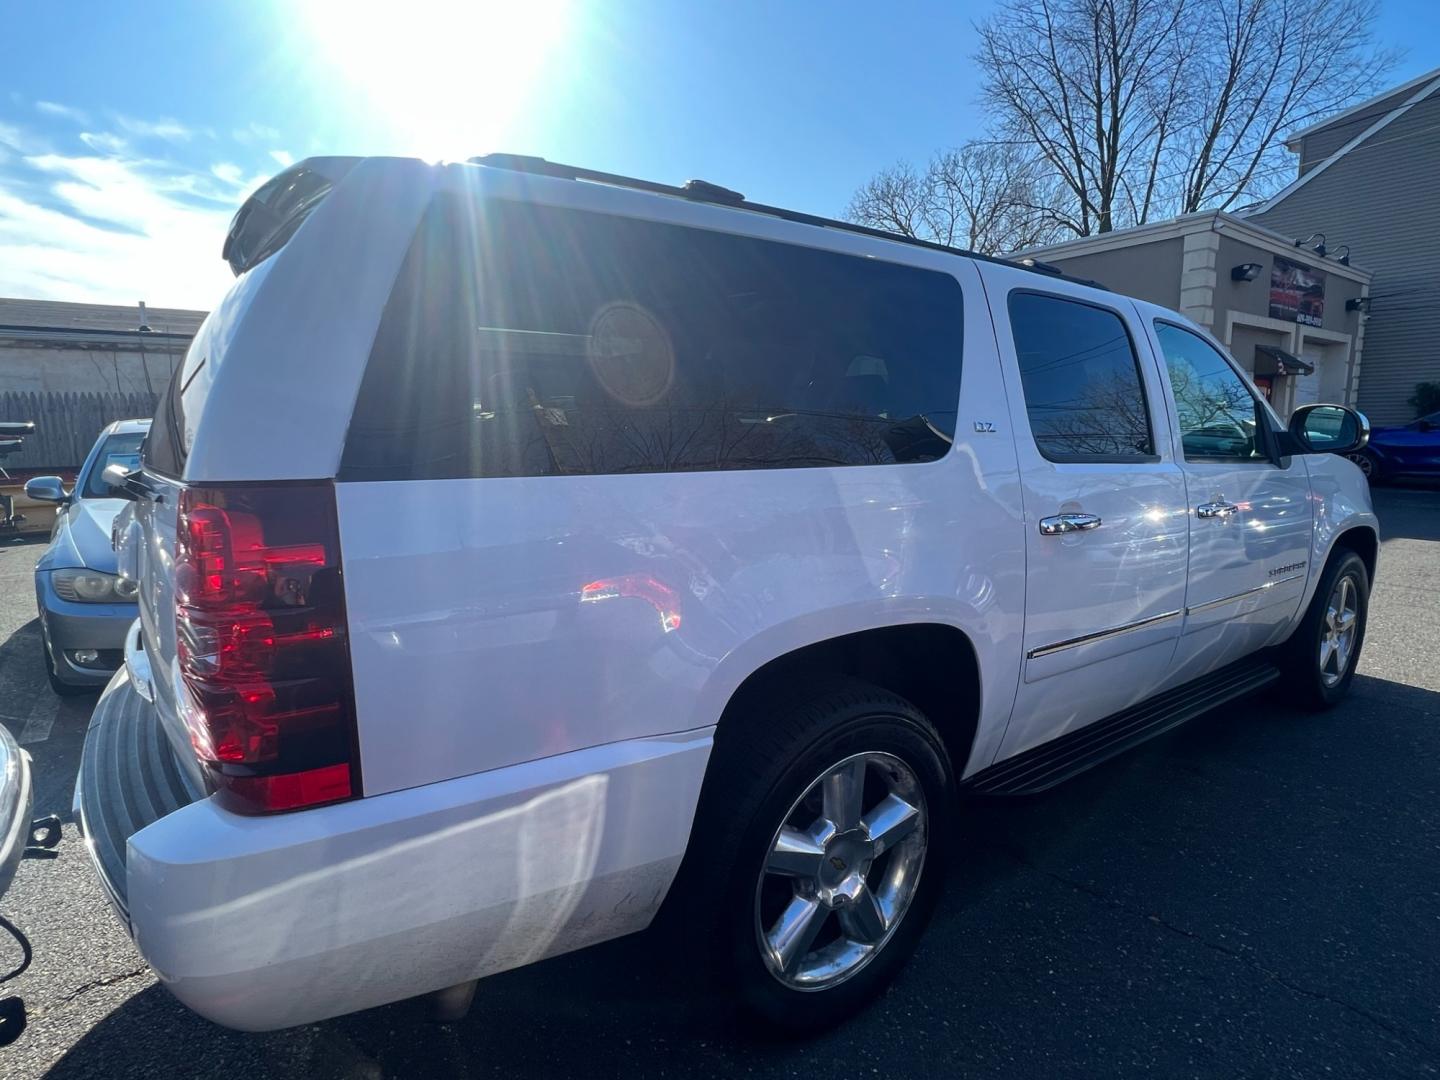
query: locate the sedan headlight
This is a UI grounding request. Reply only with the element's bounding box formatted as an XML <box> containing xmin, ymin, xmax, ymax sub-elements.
<box><xmin>52</xmin><ymin>569</ymin><xmax>138</xmax><ymax>604</ymax></box>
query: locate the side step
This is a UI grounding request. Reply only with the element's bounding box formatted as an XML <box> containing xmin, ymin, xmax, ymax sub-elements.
<box><xmin>964</xmin><ymin>657</ymin><xmax>1281</xmax><ymax>796</ymax></box>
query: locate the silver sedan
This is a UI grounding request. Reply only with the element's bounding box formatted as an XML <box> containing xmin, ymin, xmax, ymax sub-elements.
<box><xmin>25</xmin><ymin>419</ymin><xmax>149</xmax><ymax>695</ymax></box>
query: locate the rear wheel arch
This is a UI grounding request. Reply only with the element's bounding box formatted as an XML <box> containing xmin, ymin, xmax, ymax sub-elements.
<box><xmin>709</xmin><ymin>624</ymin><xmax>982</xmax><ymax>781</ymax></box>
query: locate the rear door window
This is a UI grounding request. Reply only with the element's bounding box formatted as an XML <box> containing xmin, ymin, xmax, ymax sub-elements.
<box><xmin>1007</xmin><ymin>291</ymin><xmax>1154</xmax><ymax>461</ymax></box>
<box><xmin>340</xmin><ymin>196</ymin><xmax>965</xmax><ymax>480</ymax></box>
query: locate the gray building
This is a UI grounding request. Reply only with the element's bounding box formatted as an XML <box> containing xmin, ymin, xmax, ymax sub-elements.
<box><xmin>0</xmin><ymin>298</ymin><xmax>206</xmax><ymax>469</ymax></box>
<box><xmin>1019</xmin><ymin>212</ymin><xmax>1372</xmax><ymax>418</ymax></box>
<box><xmin>0</xmin><ymin>298</ymin><xmax>205</xmax><ymax>397</ymax></box>
<box><xmin>1246</xmin><ymin>68</ymin><xmax>1440</xmax><ymax>424</ymax></box>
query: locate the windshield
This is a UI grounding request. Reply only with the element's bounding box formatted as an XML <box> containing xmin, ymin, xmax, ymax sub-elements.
<box><xmin>79</xmin><ymin>432</ymin><xmax>145</xmax><ymax>499</ymax></box>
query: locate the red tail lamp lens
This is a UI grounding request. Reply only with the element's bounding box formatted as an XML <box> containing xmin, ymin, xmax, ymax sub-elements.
<box><xmin>175</xmin><ymin>483</ymin><xmax>359</xmax><ymax>814</ymax></box>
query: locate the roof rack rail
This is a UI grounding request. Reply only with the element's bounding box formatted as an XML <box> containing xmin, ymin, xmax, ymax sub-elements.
<box><xmin>467</xmin><ymin>154</ymin><xmax>1107</xmax><ymax>290</ymax></box>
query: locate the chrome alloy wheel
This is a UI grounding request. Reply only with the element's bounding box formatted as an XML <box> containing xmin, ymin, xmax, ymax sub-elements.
<box><xmin>1320</xmin><ymin>574</ymin><xmax>1359</xmax><ymax>688</ymax></box>
<box><xmin>754</xmin><ymin>751</ymin><xmax>928</xmax><ymax>991</ymax></box>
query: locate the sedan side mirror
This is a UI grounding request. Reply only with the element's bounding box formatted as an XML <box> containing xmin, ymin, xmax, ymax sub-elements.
<box><xmin>22</xmin><ymin>476</ymin><xmax>67</xmax><ymax>503</ymax></box>
<box><xmin>1289</xmin><ymin>403</ymin><xmax>1371</xmax><ymax>455</ymax></box>
<box><xmin>101</xmin><ymin>462</ymin><xmax>140</xmax><ymax>499</ymax></box>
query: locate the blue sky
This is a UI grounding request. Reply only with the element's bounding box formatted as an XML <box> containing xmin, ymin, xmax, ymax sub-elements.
<box><xmin>2</xmin><ymin>0</ymin><xmax>1437</xmax><ymax>309</ymax></box>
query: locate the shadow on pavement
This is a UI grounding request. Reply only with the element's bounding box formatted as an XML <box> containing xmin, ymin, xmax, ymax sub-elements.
<box><xmin>0</xmin><ymin>616</ymin><xmax>98</xmax><ymax>821</ymax></box>
<box><xmin>41</xmin><ymin>670</ymin><xmax>1440</xmax><ymax>1079</ymax></box>
<box><xmin>1370</xmin><ymin>485</ymin><xmax>1440</xmax><ymax>542</ymax></box>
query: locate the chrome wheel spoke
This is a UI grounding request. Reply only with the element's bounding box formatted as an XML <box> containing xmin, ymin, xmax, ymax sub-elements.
<box><xmin>822</xmin><ymin>757</ymin><xmax>866</xmax><ymax>831</ymax></box>
<box><xmin>838</xmin><ymin>885</ymin><xmax>887</xmax><ymax>944</ymax></box>
<box><xmin>755</xmin><ymin>751</ymin><xmax>928</xmax><ymax>990</ymax></box>
<box><xmin>767</xmin><ymin>894</ymin><xmax>827</xmax><ymax>974</ymax></box>
<box><xmin>767</xmin><ymin>827</ymin><xmax>826</xmax><ymax>878</ymax></box>
<box><xmin>1319</xmin><ymin>574</ymin><xmax>1362</xmax><ymax>687</ymax></box>
<box><xmin>862</xmin><ymin>793</ymin><xmax>920</xmax><ymax>856</ymax></box>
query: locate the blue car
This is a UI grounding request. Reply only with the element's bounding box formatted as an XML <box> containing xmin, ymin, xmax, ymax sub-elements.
<box><xmin>1349</xmin><ymin>409</ymin><xmax>1440</xmax><ymax>483</ymax></box>
<box><xmin>24</xmin><ymin>419</ymin><xmax>149</xmax><ymax>695</ymax></box>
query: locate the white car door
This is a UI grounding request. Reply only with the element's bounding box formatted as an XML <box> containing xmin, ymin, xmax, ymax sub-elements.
<box><xmin>978</xmin><ymin>265</ymin><xmax>1190</xmax><ymax>760</ymax></box>
<box><xmin>1142</xmin><ymin>315</ymin><xmax>1313</xmax><ymax>683</ymax></box>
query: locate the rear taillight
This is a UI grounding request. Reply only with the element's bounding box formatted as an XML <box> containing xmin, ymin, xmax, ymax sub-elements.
<box><xmin>175</xmin><ymin>482</ymin><xmax>359</xmax><ymax>814</ymax></box>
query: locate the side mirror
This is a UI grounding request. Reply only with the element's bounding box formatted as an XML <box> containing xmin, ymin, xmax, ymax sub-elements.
<box><xmin>22</xmin><ymin>476</ymin><xmax>67</xmax><ymax>503</ymax></box>
<box><xmin>101</xmin><ymin>462</ymin><xmax>139</xmax><ymax>499</ymax></box>
<box><xmin>1289</xmin><ymin>403</ymin><xmax>1370</xmax><ymax>455</ymax></box>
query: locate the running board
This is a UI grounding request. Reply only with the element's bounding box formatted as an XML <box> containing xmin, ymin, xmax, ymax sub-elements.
<box><xmin>964</xmin><ymin>657</ymin><xmax>1281</xmax><ymax>796</ymax></box>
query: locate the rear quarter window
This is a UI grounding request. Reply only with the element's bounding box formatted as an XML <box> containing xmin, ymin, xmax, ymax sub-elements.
<box><xmin>340</xmin><ymin>197</ymin><xmax>965</xmax><ymax>480</ymax></box>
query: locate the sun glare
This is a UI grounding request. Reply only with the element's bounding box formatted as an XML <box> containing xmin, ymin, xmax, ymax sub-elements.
<box><xmin>298</xmin><ymin>0</ymin><xmax>572</xmax><ymax>160</ymax></box>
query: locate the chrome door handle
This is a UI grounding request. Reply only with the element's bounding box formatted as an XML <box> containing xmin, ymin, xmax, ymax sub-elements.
<box><xmin>1196</xmin><ymin>502</ymin><xmax>1240</xmax><ymax>519</ymax></box>
<box><xmin>1038</xmin><ymin>512</ymin><xmax>1102</xmax><ymax>535</ymax></box>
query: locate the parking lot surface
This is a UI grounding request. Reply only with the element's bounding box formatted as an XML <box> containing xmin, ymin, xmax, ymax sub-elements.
<box><xmin>0</xmin><ymin>487</ymin><xmax>1436</xmax><ymax>1079</ymax></box>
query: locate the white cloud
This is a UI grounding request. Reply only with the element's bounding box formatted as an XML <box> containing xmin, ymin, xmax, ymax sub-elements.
<box><xmin>36</xmin><ymin>101</ymin><xmax>90</xmax><ymax>124</ymax></box>
<box><xmin>0</xmin><ymin>122</ymin><xmax>45</xmax><ymax>155</ymax></box>
<box><xmin>79</xmin><ymin>131</ymin><xmax>127</xmax><ymax>154</ymax></box>
<box><xmin>211</xmin><ymin>161</ymin><xmax>245</xmax><ymax>185</ymax></box>
<box><xmin>113</xmin><ymin>114</ymin><xmax>195</xmax><ymax>142</ymax></box>
<box><xmin>233</xmin><ymin>122</ymin><xmax>281</xmax><ymax>144</ymax></box>
<box><xmin>0</xmin><ymin>147</ymin><xmax>241</xmax><ymax>308</ymax></box>
<box><xmin>269</xmin><ymin>149</ymin><xmax>295</xmax><ymax>167</ymax></box>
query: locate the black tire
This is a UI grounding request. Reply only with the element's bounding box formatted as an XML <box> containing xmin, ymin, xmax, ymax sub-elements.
<box><xmin>41</xmin><ymin>633</ymin><xmax>90</xmax><ymax>698</ymax></box>
<box><xmin>1276</xmin><ymin>550</ymin><xmax>1369</xmax><ymax>710</ymax></box>
<box><xmin>672</xmin><ymin>677</ymin><xmax>955</xmax><ymax>1034</ymax></box>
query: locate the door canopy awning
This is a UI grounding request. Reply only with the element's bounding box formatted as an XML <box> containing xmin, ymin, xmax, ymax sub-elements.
<box><xmin>1253</xmin><ymin>344</ymin><xmax>1315</xmax><ymax>377</ymax></box>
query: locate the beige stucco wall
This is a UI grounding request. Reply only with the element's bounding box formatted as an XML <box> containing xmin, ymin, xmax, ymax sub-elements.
<box><xmin>1031</xmin><ymin>238</ymin><xmax>1187</xmax><ymax>308</ymax></box>
<box><xmin>1214</xmin><ymin>235</ymin><xmax>1364</xmax><ymax>336</ymax></box>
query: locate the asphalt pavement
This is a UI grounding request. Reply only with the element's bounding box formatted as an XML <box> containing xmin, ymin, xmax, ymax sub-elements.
<box><xmin>0</xmin><ymin>486</ymin><xmax>1437</xmax><ymax>1079</ymax></box>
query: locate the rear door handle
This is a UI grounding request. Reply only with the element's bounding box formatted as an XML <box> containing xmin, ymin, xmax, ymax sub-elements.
<box><xmin>1196</xmin><ymin>502</ymin><xmax>1239</xmax><ymax>519</ymax></box>
<box><xmin>1038</xmin><ymin>513</ymin><xmax>1102</xmax><ymax>535</ymax></box>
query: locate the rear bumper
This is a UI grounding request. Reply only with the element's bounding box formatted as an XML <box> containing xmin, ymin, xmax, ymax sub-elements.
<box><xmin>78</xmin><ymin>670</ymin><xmax>712</xmax><ymax>1031</ymax></box>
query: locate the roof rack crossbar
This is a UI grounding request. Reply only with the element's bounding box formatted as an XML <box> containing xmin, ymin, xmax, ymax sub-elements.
<box><xmin>467</xmin><ymin>154</ymin><xmax>1106</xmax><ymax>290</ymax></box>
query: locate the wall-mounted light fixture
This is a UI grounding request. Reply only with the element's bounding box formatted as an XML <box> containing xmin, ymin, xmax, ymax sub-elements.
<box><xmin>1333</xmin><ymin>245</ymin><xmax>1351</xmax><ymax>266</ymax></box>
<box><xmin>1231</xmin><ymin>262</ymin><xmax>1264</xmax><ymax>282</ymax></box>
<box><xmin>1345</xmin><ymin>296</ymin><xmax>1370</xmax><ymax>313</ymax></box>
<box><xmin>1295</xmin><ymin>232</ymin><xmax>1327</xmax><ymax>257</ymax></box>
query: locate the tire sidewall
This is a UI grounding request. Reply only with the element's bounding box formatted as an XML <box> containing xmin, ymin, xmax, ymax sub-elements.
<box><xmin>721</xmin><ymin>704</ymin><xmax>953</xmax><ymax>1031</ymax></box>
<box><xmin>1300</xmin><ymin>552</ymin><xmax>1369</xmax><ymax>707</ymax></box>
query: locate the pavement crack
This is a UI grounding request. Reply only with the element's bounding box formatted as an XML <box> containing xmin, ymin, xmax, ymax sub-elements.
<box><xmin>52</xmin><ymin>965</ymin><xmax>150</xmax><ymax>1006</ymax></box>
<box><xmin>993</xmin><ymin>842</ymin><xmax>1440</xmax><ymax>1056</ymax></box>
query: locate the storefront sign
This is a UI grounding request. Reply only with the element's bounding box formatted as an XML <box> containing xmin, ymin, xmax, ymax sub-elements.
<box><xmin>1269</xmin><ymin>256</ymin><xmax>1326</xmax><ymax>328</ymax></box>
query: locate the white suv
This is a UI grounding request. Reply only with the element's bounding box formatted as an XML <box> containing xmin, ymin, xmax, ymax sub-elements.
<box><xmin>81</xmin><ymin>154</ymin><xmax>1377</xmax><ymax>1033</ymax></box>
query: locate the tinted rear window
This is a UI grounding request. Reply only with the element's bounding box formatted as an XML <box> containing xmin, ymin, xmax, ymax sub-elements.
<box><xmin>340</xmin><ymin>196</ymin><xmax>964</xmax><ymax>480</ymax></box>
<box><xmin>1007</xmin><ymin>291</ymin><xmax>1154</xmax><ymax>461</ymax></box>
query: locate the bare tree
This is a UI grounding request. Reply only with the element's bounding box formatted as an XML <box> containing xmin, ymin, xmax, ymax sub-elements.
<box><xmin>976</xmin><ymin>0</ymin><xmax>1397</xmax><ymax>232</ymax></box>
<box><xmin>847</xmin><ymin>142</ymin><xmax>1068</xmax><ymax>254</ymax></box>
<box><xmin>1174</xmin><ymin>0</ymin><xmax>1397</xmax><ymax>213</ymax></box>
<box><xmin>977</xmin><ymin>0</ymin><xmax>1189</xmax><ymax>234</ymax></box>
